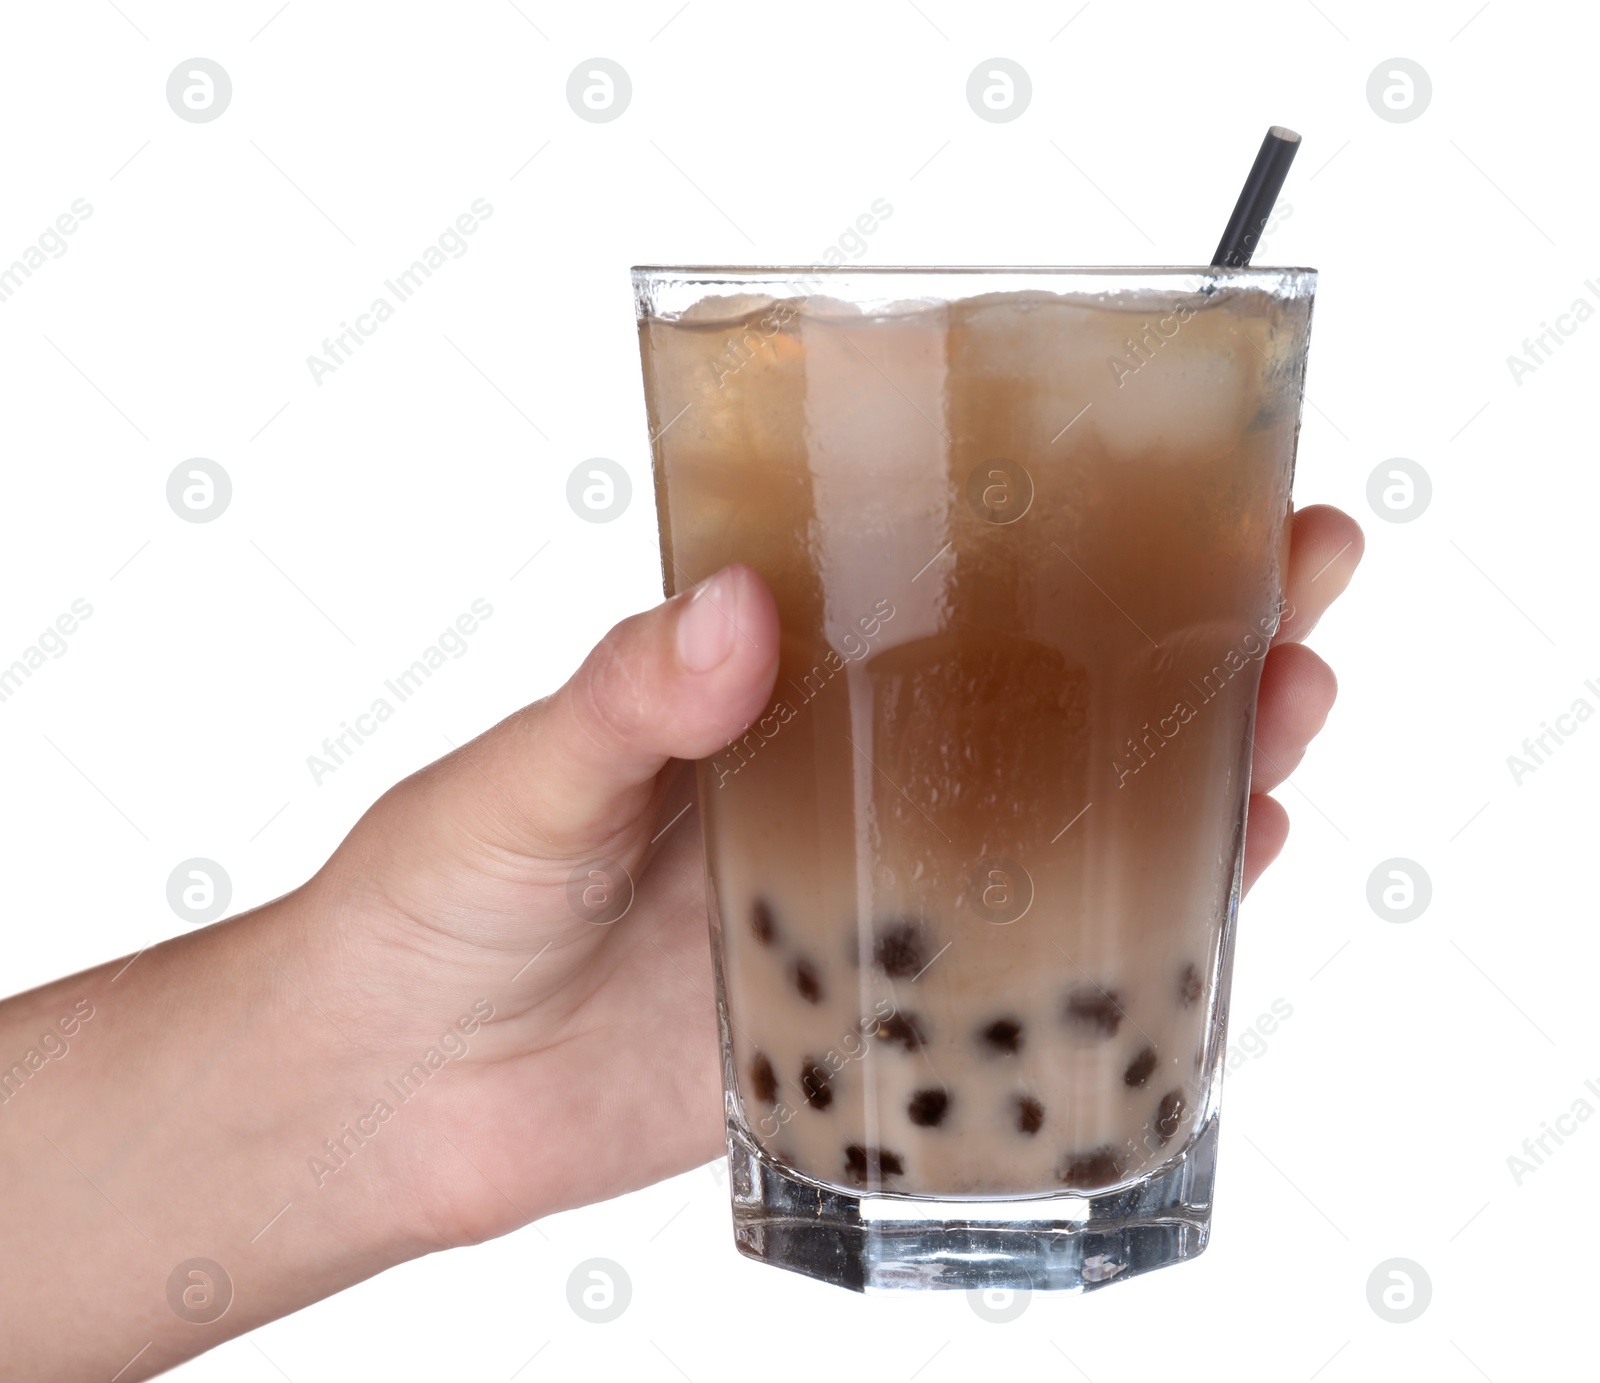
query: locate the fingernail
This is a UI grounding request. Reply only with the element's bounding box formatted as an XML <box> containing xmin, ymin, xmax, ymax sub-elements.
<box><xmin>676</xmin><ymin>568</ymin><xmax>738</xmax><ymax>672</ymax></box>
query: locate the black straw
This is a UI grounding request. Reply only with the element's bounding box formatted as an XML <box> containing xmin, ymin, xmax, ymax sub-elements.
<box><xmin>1211</xmin><ymin>126</ymin><xmax>1300</xmax><ymax>268</ymax></box>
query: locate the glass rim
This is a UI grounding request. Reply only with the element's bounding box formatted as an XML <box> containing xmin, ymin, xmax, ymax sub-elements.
<box><xmin>632</xmin><ymin>264</ymin><xmax>1317</xmax><ymax>276</ymax></box>
<box><xmin>633</xmin><ymin>265</ymin><xmax>1317</xmax><ymax>322</ymax></box>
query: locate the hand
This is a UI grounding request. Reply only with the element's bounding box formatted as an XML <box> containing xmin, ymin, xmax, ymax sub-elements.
<box><xmin>303</xmin><ymin>561</ymin><xmax>785</xmax><ymax>1247</ymax></box>
<box><xmin>0</xmin><ymin>504</ymin><xmax>1360</xmax><ymax>1379</ymax></box>
<box><xmin>307</xmin><ymin>501</ymin><xmax>1364</xmax><ymax>1249</ymax></box>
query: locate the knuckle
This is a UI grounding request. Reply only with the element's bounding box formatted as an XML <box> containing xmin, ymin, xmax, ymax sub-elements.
<box><xmin>569</xmin><ymin>619</ymin><xmax>650</xmax><ymax>751</ymax></box>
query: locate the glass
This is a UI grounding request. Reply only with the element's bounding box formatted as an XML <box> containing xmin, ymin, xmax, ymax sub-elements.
<box><xmin>633</xmin><ymin>266</ymin><xmax>1316</xmax><ymax>1293</ymax></box>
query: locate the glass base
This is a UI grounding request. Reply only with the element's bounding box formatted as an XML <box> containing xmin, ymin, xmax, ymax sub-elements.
<box><xmin>728</xmin><ymin>1112</ymin><xmax>1217</xmax><ymax>1293</ymax></box>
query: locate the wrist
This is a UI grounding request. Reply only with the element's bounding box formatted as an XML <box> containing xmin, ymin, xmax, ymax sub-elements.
<box><xmin>274</xmin><ymin>864</ymin><xmax>546</xmax><ymax>1255</ymax></box>
<box><xmin>210</xmin><ymin>885</ymin><xmax>455</xmax><ymax>1265</ymax></box>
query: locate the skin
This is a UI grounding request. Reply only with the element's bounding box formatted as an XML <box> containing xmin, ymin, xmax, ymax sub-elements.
<box><xmin>0</xmin><ymin>505</ymin><xmax>1361</xmax><ymax>1379</ymax></box>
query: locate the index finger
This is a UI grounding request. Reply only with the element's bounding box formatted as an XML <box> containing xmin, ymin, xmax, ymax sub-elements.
<box><xmin>1275</xmin><ymin>503</ymin><xmax>1364</xmax><ymax>645</ymax></box>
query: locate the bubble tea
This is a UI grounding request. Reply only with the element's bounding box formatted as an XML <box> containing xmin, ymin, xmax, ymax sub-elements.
<box><xmin>635</xmin><ymin>267</ymin><xmax>1316</xmax><ymax>1291</ymax></box>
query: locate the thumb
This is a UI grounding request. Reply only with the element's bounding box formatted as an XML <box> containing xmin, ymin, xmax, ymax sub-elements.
<box><xmin>450</xmin><ymin>563</ymin><xmax>779</xmax><ymax>856</ymax></box>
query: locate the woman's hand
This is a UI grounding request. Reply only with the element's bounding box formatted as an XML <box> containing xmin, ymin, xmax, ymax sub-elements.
<box><xmin>313</xmin><ymin>503</ymin><xmax>1363</xmax><ymax>1251</ymax></box>
<box><xmin>0</xmin><ymin>505</ymin><xmax>1360</xmax><ymax>1380</ymax></box>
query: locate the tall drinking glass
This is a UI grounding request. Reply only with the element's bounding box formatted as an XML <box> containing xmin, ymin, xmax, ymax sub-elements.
<box><xmin>634</xmin><ymin>267</ymin><xmax>1316</xmax><ymax>1292</ymax></box>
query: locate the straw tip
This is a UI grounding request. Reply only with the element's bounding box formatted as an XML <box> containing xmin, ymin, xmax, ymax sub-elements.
<box><xmin>1268</xmin><ymin>125</ymin><xmax>1301</xmax><ymax>143</ymax></box>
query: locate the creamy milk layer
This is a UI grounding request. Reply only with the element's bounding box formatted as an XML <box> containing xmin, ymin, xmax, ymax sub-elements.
<box><xmin>640</xmin><ymin>284</ymin><xmax>1306</xmax><ymax>1196</ymax></box>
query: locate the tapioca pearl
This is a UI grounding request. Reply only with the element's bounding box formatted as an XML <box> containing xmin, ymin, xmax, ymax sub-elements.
<box><xmin>1063</xmin><ymin>985</ymin><xmax>1124</xmax><ymax>1038</ymax></box>
<box><xmin>752</xmin><ymin>898</ymin><xmax>779</xmax><ymax>947</ymax></box>
<box><xmin>978</xmin><ymin>1016</ymin><xmax>1023</xmax><ymax>1054</ymax></box>
<box><xmin>1155</xmin><ymin>1090</ymin><xmax>1184</xmax><ymax>1145</ymax></box>
<box><xmin>1015</xmin><ymin>1095</ymin><xmax>1044</xmax><ymax>1136</ymax></box>
<box><xmin>800</xmin><ymin>1059</ymin><xmax>833</xmax><ymax>1111</ymax></box>
<box><xmin>1177</xmin><ymin>962</ymin><xmax>1202</xmax><ymax>1008</ymax></box>
<box><xmin>872</xmin><ymin>920</ymin><xmax>926</xmax><ymax>978</ymax></box>
<box><xmin>907</xmin><ymin>1087</ymin><xmax>950</xmax><ymax>1127</ymax></box>
<box><xmin>749</xmin><ymin>1052</ymin><xmax>777</xmax><ymax>1104</ymax></box>
<box><xmin>1056</xmin><ymin>1146</ymin><xmax>1124</xmax><ymax>1190</ymax></box>
<box><xmin>791</xmin><ymin>956</ymin><xmax>824</xmax><ymax>1004</ymax></box>
<box><xmin>1123</xmin><ymin>1045</ymin><xmax>1158</xmax><ymax>1088</ymax></box>
<box><xmin>870</xmin><ymin>1011</ymin><xmax>926</xmax><ymax>1052</ymax></box>
<box><xmin>844</xmin><ymin>1143</ymin><xmax>905</xmax><ymax>1182</ymax></box>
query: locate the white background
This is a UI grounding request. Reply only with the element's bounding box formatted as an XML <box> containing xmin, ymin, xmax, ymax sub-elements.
<box><xmin>1</xmin><ymin>1</ymin><xmax>1593</xmax><ymax>1379</ymax></box>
